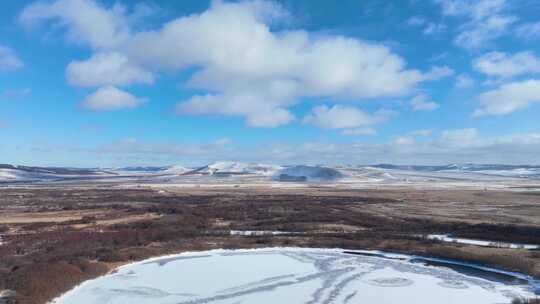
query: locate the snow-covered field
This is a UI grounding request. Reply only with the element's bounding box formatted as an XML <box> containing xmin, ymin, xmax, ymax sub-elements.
<box><xmin>52</xmin><ymin>248</ymin><xmax>536</xmax><ymax>304</ymax></box>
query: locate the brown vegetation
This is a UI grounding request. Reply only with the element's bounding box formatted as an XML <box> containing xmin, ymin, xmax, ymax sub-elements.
<box><xmin>0</xmin><ymin>186</ymin><xmax>538</xmax><ymax>304</ymax></box>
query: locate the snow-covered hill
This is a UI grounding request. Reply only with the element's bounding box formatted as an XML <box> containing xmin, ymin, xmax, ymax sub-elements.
<box><xmin>369</xmin><ymin>164</ymin><xmax>540</xmax><ymax>179</ymax></box>
<box><xmin>2</xmin><ymin>162</ymin><xmax>540</xmax><ymax>185</ymax></box>
<box><xmin>274</xmin><ymin>165</ymin><xmax>344</xmax><ymax>182</ymax></box>
<box><xmin>196</xmin><ymin>161</ymin><xmax>282</xmax><ymax>176</ymax></box>
<box><xmin>0</xmin><ymin>168</ymin><xmax>53</xmax><ymax>182</ymax></box>
<box><xmin>0</xmin><ymin>164</ymin><xmax>111</xmax><ymax>183</ymax></box>
<box><xmin>162</xmin><ymin>165</ymin><xmax>191</xmax><ymax>175</ymax></box>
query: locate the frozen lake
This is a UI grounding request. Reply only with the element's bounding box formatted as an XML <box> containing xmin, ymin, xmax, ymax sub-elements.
<box><xmin>53</xmin><ymin>248</ymin><xmax>536</xmax><ymax>304</ymax></box>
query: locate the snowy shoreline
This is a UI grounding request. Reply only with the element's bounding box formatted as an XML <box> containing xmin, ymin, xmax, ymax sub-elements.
<box><xmin>49</xmin><ymin>247</ymin><xmax>539</xmax><ymax>304</ymax></box>
<box><xmin>427</xmin><ymin>234</ymin><xmax>540</xmax><ymax>250</ymax></box>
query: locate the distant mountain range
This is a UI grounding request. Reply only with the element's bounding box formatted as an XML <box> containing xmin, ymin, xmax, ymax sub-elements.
<box><xmin>116</xmin><ymin>166</ymin><xmax>169</xmax><ymax>172</ymax></box>
<box><xmin>370</xmin><ymin>164</ymin><xmax>540</xmax><ymax>172</ymax></box>
<box><xmin>0</xmin><ymin>164</ymin><xmax>104</xmax><ymax>175</ymax></box>
<box><xmin>2</xmin><ymin>162</ymin><xmax>540</xmax><ymax>183</ymax></box>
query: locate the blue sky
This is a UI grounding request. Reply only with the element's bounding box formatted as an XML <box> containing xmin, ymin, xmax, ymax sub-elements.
<box><xmin>1</xmin><ymin>0</ymin><xmax>540</xmax><ymax>167</ymax></box>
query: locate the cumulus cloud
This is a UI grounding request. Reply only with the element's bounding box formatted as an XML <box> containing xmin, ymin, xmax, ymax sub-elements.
<box><xmin>474</xmin><ymin>79</ymin><xmax>540</xmax><ymax>116</ymax></box>
<box><xmin>410</xmin><ymin>94</ymin><xmax>439</xmax><ymax>111</ymax></box>
<box><xmin>21</xmin><ymin>0</ymin><xmax>431</xmax><ymax>127</ymax></box>
<box><xmin>66</xmin><ymin>52</ymin><xmax>153</xmax><ymax>87</ymax></box>
<box><xmin>302</xmin><ymin>105</ymin><xmax>392</xmax><ymax>129</ymax></box>
<box><xmin>435</xmin><ymin>0</ymin><xmax>515</xmax><ymax>49</ymax></box>
<box><xmin>0</xmin><ymin>46</ymin><xmax>24</xmax><ymax>71</ymax></box>
<box><xmin>19</xmin><ymin>0</ymin><xmax>131</xmax><ymax>49</ymax></box>
<box><xmin>175</xmin><ymin>92</ymin><xmax>295</xmax><ymax>128</ymax></box>
<box><xmin>79</xmin><ymin>86</ymin><xmax>144</xmax><ymax>111</ymax></box>
<box><xmin>455</xmin><ymin>74</ymin><xmax>475</xmax><ymax>88</ymax></box>
<box><xmin>473</xmin><ymin>51</ymin><xmax>540</xmax><ymax>78</ymax></box>
<box><xmin>140</xmin><ymin>1</ymin><xmax>422</xmax><ymax>127</ymax></box>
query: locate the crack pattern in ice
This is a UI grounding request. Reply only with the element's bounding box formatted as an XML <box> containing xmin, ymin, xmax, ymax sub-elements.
<box><xmin>53</xmin><ymin>249</ymin><xmax>536</xmax><ymax>304</ymax></box>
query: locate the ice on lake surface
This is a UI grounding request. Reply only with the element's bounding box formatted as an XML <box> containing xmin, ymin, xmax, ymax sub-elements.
<box><xmin>53</xmin><ymin>248</ymin><xmax>536</xmax><ymax>304</ymax></box>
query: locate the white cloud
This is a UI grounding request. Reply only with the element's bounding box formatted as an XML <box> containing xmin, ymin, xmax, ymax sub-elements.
<box><xmin>455</xmin><ymin>15</ymin><xmax>515</xmax><ymax>49</ymax></box>
<box><xmin>423</xmin><ymin>65</ymin><xmax>454</xmax><ymax>80</ymax></box>
<box><xmin>410</xmin><ymin>94</ymin><xmax>439</xmax><ymax>111</ymax></box>
<box><xmin>473</xmin><ymin>51</ymin><xmax>540</xmax><ymax>78</ymax></box>
<box><xmin>455</xmin><ymin>74</ymin><xmax>475</xmax><ymax>88</ymax></box>
<box><xmin>435</xmin><ymin>0</ymin><xmax>508</xmax><ymax>21</ymax></box>
<box><xmin>393</xmin><ymin>136</ymin><xmax>416</xmax><ymax>146</ymax></box>
<box><xmin>80</xmin><ymin>86</ymin><xmax>144</xmax><ymax>111</ymax></box>
<box><xmin>66</xmin><ymin>52</ymin><xmax>153</xmax><ymax>87</ymax></box>
<box><xmin>474</xmin><ymin>79</ymin><xmax>540</xmax><ymax>116</ymax></box>
<box><xmin>20</xmin><ymin>0</ymin><xmax>131</xmax><ymax>49</ymax></box>
<box><xmin>0</xmin><ymin>46</ymin><xmax>24</xmax><ymax>71</ymax></box>
<box><xmin>175</xmin><ymin>92</ymin><xmax>295</xmax><ymax>128</ymax></box>
<box><xmin>516</xmin><ymin>22</ymin><xmax>540</xmax><ymax>39</ymax></box>
<box><xmin>22</xmin><ymin>0</ymin><xmax>429</xmax><ymax>127</ymax></box>
<box><xmin>245</xmin><ymin>108</ymin><xmax>295</xmax><ymax>128</ymax></box>
<box><xmin>302</xmin><ymin>105</ymin><xmax>391</xmax><ymax>129</ymax></box>
<box><xmin>141</xmin><ymin>5</ymin><xmax>422</xmax><ymax>127</ymax></box>
<box><xmin>435</xmin><ymin>0</ymin><xmax>515</xmax><ymax>49</ymax></box>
